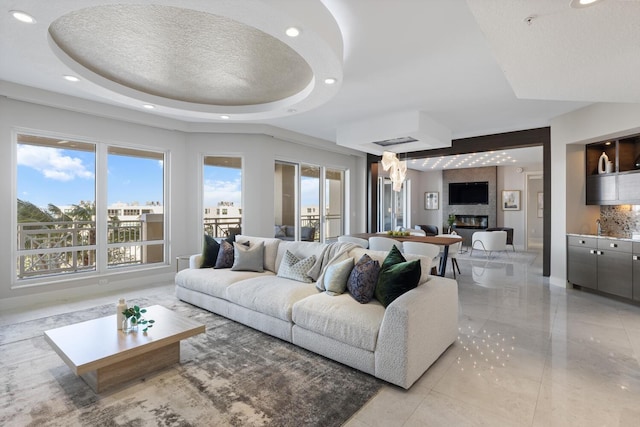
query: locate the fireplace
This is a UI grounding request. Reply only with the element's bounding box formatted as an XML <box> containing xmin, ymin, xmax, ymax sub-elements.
<box><xmin>453</xmin><ymin>215</ymin><xmax>488</xmax><ymax>229</ymax></box>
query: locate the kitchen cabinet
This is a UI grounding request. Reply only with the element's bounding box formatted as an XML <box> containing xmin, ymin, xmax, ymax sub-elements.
<box><xmin>596</xmin><ymin>239</ymin><xmax>632</xmax><ymax>298</ymax></box>
<box><xmin>585</xmin><ymin>134</ymin><xmax>640</xmax><ymax>205</ymax></box>
<box><xmin>634</xmin><ymin>242</ymin><xmax>640</xmax><ymax>302</ymax></box>
<box><xmin>567</xmin><ymin>236</ymin><xmax>597</xmax><ymax>290</ymax></box>
<box><xmin>567</xmin><ymin>235</ymin><xmax>633</xmax><ymax>299</ymax></box>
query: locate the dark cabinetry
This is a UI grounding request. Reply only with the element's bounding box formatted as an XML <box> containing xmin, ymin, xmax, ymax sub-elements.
<box><xmin>567</xmin><ymin>236</ymin><xmax>597</xmax><ymax>290</ymax></box>
<box><xmin>567</xmin><ymin>235</ymin><xmax>633</xmax><ymax>299</ymax></box>
<box><xmin>634</xmin><ymin>242</ymin><xmax>640</xmax><ymax>302</ymax></box>
<box><xmin>585</xmin><ymin>135</ymin><xmax>640</xmax><ymax>205</ymax></box>
<box><xmin>597</xmin><ymin>239</ymin><xmax>632</xmax><ymax>298</ymax></box>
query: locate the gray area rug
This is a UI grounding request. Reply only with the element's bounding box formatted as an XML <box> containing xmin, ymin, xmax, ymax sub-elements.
<box><xmin>0</xmin><ymin>293</ymin><xmax>382</xmax><ymax>426</ymax></box>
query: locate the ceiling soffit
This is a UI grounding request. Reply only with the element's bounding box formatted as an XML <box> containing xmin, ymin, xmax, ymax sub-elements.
<box><xmin>45</xmin><ymin>1</ymin><xmax>343</xmax><ymax>120</ymax></box>
<box><xmin>467</xmin><ymin>0</ymin><xmax>640</xmax><ymax>103</ymax></box>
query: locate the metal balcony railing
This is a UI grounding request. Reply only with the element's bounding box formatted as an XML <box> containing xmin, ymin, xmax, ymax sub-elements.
<box><xmin>16</xmin><ymin>219</ymin><xmax>156</xmax><ymax>279</ymax></box>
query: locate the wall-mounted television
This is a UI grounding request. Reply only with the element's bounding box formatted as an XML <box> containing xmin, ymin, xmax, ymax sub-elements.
<box><xmin>449</xmin><ymin>181</ymin><xmax>489</xmax><ymax>205</ymax></box>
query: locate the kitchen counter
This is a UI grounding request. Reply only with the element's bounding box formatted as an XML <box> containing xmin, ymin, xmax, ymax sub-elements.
<box><xmin>567</xmin><ymin>233</ymin><xmax>640</xmax><ymax>242</ymax></box>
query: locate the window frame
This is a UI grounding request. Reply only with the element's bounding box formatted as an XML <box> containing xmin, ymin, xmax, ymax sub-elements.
<box><xmin>12</xmin><ymin>129</ymin><xmax>170</xmax><ymax>288</ymax></box>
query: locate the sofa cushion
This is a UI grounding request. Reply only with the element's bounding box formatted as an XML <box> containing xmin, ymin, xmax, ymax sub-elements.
<box><xmin>277</xmin><ymin>250</ymin><xmax>316</xmax><ymax>283</ymax></box>
<box><xmin>375</xmin><ymin>246</ymin><xmax>421</xmax><ymax>308</ymax></box>
<box><xmin>324</xmin><ymin>257</ymin><xmax>354</xmax><ymax>296</ymax></box>
<box><xmin>292</xmin><ymin>292</ymin><xmax>385</xmax><ymax>351</ymax></box>
<box><xmin>301</xmin><ymin>226</ymin><xmax>315</xmax><ymax>241</ymax></box>
<box><xmin>231</xmin><ymin>241</ymin><xmax>264</xmax><ymax>272</ymax></box>
<box><xmin>175</xmin><ymin>268</ymin><xmax>272</xmax><ymax>299</ymax></box>
<box><xmin>274</xmin><ymin>225</ymin><xmax>287</xmax><ymax>238</ymax></box>
<box><xmin>236</xmin><ymin>235</ymin><xmax>281</xmax><ymax>272</ymax></box>
<box><xmin>200</xmin><ymin>234</ymin><xmax>220</xmax><ymax>268</ymax></box>
<box><xmin>225</xmin><ymin>275</ymin><xmax>318</xmax><ymax>322</ymax></box>
<box><xmin>347</xmin><ymin>254</ymin><xmax>380</xmax><ymax>304</ymax></box>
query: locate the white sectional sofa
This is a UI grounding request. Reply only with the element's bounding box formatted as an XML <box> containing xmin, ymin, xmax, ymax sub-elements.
<box><xmin>175</xmin><ymin>235</ymin><xmax>458</xmax><ymax>389</ymax></box>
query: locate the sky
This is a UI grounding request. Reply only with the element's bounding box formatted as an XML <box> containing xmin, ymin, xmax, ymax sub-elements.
<box><xmin>17</xmin><ymin>145</ymin><xmax>163</xmax><ymax>208</ymax></box>
<box><xmin>18</xmin><ymin>144</ymin><xmax>323</xmax><ymax>210</ymax></box>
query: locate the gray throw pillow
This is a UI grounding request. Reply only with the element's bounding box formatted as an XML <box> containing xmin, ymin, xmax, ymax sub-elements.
<box><xmin>231</xmin><ymin>241</ymin><xmax>265</xmax><ymax>272</ymax></box>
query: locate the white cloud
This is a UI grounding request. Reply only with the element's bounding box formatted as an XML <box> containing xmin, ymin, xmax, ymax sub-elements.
<box><xmin>17</xmin><ymin>145</ymin><xmax>94</xmax><ymax>182</ymax></box>
<box><xmin>203</xmin><ymin>179</ymin><xmax>241</xmax><ymax>207</ymax></box>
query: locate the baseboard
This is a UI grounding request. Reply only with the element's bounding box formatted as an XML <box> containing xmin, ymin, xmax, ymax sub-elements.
<box><xmin>0</xmin><ymin>272</ymin><xmax>175</xmax><ymax>312</ymax></box>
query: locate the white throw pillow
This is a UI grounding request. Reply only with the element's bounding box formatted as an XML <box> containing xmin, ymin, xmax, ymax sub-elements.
<box><xmin>324</xmin><ymin>257</ymin><xmax>355</xmax><ymax>296</ymax></box>
<box><xmin>277</xmin><ymin>250</ymin><xmax>316</xmax><ymax>283</ymax></box>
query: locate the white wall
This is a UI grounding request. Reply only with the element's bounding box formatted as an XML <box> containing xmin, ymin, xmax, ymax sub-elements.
<box><xmin>550</xmin><ymin>102</ymin><xmax>640</xmax><ymax>287</ymax></box>
<box><xmin>496</xmin><ymin>165</ymin><xmax>543</xmax><ymax>249</ymax></box>
<box><xmin>0</xmin><ymin>97</ymin><xmax>366</xmax><ymax>306</ymax></box>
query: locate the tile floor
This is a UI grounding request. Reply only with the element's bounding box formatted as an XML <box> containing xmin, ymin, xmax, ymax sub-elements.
<box><xmin>347</xmin><ymin>250</ymin><xmax>640</xmax><ymax>427</ymax></box>
<box><xmin>2</xmin><ymin>249</ymin><xmax>640</xmax><ymax>426</ymax></box>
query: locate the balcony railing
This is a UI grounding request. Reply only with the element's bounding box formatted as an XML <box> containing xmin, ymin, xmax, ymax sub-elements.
<box><xmin>17</xmin><ymin>219</ymin><xmax>157</xmax><ymax>279</ymax></box>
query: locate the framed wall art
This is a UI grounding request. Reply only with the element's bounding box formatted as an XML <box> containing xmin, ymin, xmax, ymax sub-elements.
<box><xmin>424</xmin><ymin>191</ymin><xmax>439</xmax><ymax>210</ymax></box>
<box><xmin>502</xmin><ymin>190</ymin><xmax>521</xmax><ymax>211</ymax></box>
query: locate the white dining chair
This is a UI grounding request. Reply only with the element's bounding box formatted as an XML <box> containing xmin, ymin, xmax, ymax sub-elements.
<box><xmin>337</xmin><ymin>235</ymin><xmax>369</xmax><ymax>248</ymax></box>
<box><xmin>402</xmin><ymin>241</ymin><xmax>441</xmax><ymax>275</ymax></box>
<box><xmin>369</xmin><ymin>236</ymin><xmax>402</xmax><ymax>252</ymax></box>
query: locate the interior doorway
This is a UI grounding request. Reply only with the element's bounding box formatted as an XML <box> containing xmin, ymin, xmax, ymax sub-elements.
<box><xmin>525</xmin><ymin>173</ymin><xmax>543</xmax><ymax>250</ymax></box>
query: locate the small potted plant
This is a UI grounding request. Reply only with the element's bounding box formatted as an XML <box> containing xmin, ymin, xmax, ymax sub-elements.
<box><xmin>447</xmin><ymin>214</ymin><xmax>456</xmax><ymax>233</ymax></box>
<box><xmin>122</xmin><ymin>305</ymin><xmax>155</xmax><ymax>333</ymax></box>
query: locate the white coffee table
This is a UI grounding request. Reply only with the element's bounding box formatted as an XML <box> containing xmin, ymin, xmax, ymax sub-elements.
<box><xmin>44</xmin><ymin>305</ymin><xmax>205</xmax><ymax>392</ymax></box>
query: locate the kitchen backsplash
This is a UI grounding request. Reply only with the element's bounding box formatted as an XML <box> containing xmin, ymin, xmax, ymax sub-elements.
<box><xmin>600</xmin><ymin>205</ymin><xmax>640</xmax><ymax>237</ymax></box>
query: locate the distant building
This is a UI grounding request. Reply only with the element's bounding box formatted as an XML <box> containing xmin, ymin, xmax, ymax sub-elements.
<box><xmin>204</xmin><ymin>201</ymin><xmax>242</xmax><ymax>220</ymax></box>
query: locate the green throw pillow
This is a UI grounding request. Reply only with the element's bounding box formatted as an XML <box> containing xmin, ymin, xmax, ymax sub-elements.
<box><xmin>200</xmin><ymin>234</ymin><xmax>220</xmax><ymax>268</ymax></box>
<box><xmin>375</xmin><ymin>246</ymin><xmax>421</xmax><ymax>307</ymax></box>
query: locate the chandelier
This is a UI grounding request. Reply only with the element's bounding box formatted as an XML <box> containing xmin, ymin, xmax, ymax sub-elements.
<box><xmin>381</xmin><ymin>151</ymin><xmax>407</xmax><ymax>192</ymax></box>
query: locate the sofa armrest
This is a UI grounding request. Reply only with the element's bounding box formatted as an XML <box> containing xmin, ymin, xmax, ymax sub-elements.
<box><xmin>375</xmin><ymin>276</ymin><xmax>458</xmax><ymax>389</ymax></box>
<box><xmin>189</xmin><ymin>254</ymin><xmax>202</xmax><ymax>269</ymax></box>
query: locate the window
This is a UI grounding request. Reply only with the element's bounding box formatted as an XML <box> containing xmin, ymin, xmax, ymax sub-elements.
<box><xmin>203</xmin><ymin>156</ymin><xmax>242</xmax><ymax>238</ymax></box>
<box><xmin>107</xmin><ymin>146</ymin><xmax>165</xmax><ymax>269</ymax></box>
<box><xmin>15</xmin><ymin>133</ymin><xmax>167</xmax><ymax>283</ymax></box>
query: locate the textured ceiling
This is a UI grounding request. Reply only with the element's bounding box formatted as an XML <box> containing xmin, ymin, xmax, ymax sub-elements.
<box><xmin>49</xmin><ymin>4</ymin><xmax>313</xmax><ymax>106</ymax></box>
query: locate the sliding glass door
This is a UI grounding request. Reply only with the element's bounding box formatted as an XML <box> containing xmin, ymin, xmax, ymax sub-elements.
<box><xmin>378</xmin><ymin>177</ymin><xmax>409</xmax><ymax>232</ymax></box>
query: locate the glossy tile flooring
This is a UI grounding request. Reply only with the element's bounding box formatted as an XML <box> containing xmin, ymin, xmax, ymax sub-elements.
<box><xmin>2</xmin><ymin>250</ymin><xmax>639</xmax><ymax>426</ymax></box>
<box><xmin>347</xmin><ymin>250</ymin><xmax>640</xmax><ymax>427</ymax></box>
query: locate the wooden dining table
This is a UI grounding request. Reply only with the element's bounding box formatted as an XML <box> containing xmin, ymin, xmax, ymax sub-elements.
<box><xmin>349</xmin><ymin>233</ymin><xmax>463</xmax><ymax>277</ymax></box>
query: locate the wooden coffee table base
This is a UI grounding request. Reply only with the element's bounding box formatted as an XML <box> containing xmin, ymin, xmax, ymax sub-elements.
<box><xmin>81</xmin><ymin>341</ymin><xmax>180</xmax><ymax>393</ymax></box>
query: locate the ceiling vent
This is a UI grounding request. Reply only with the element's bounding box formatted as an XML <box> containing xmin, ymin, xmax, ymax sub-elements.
<box><xmin>336</xmin><ymin>111</ymin><xmax>451</xmax><ymax>155</ymax></box>
<box><xmin>372</xmin><ymin>136</ymin><xmax>417</xmax><ymax>147</ymax></box>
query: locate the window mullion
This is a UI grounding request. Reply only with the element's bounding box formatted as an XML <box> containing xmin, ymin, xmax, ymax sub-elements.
<box><xmin>95</xmin><ymin>144</ymin><xmax>109</xmax><ymax>273</ymax></box>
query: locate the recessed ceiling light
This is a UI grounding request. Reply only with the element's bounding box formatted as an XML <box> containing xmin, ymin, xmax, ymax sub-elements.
<box><xmin>10</xmin><ymin>10</ymin><xmax>36</xmax><ymax>24</ymax></box>
<box><xmin>570</xmin><ymin>0</ymin><xmax>603</xmax><ymax>8</ymax></box>
<box><xmin>285</xmin><ymin>27</ymin><xmax>301</xmax><ymax>37</ymax></box>
<box><xmin>63</xmin><ymin>75</ymin><xmax>79</xmax><ymax>82</ymax></box>
<box><xmin>143</xmin><ymin>104</ymin><xmax>155</xmax><ymax>109</ymax></box>
<box><xmin>324</xmin><ymin>77</ymin><xmax>337</xmax><ymax>85</ymax></box>
<box><xmin>220</xmin><ymin>115</ymin><xmax>230</xmax><ymax>120</ymax></box>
